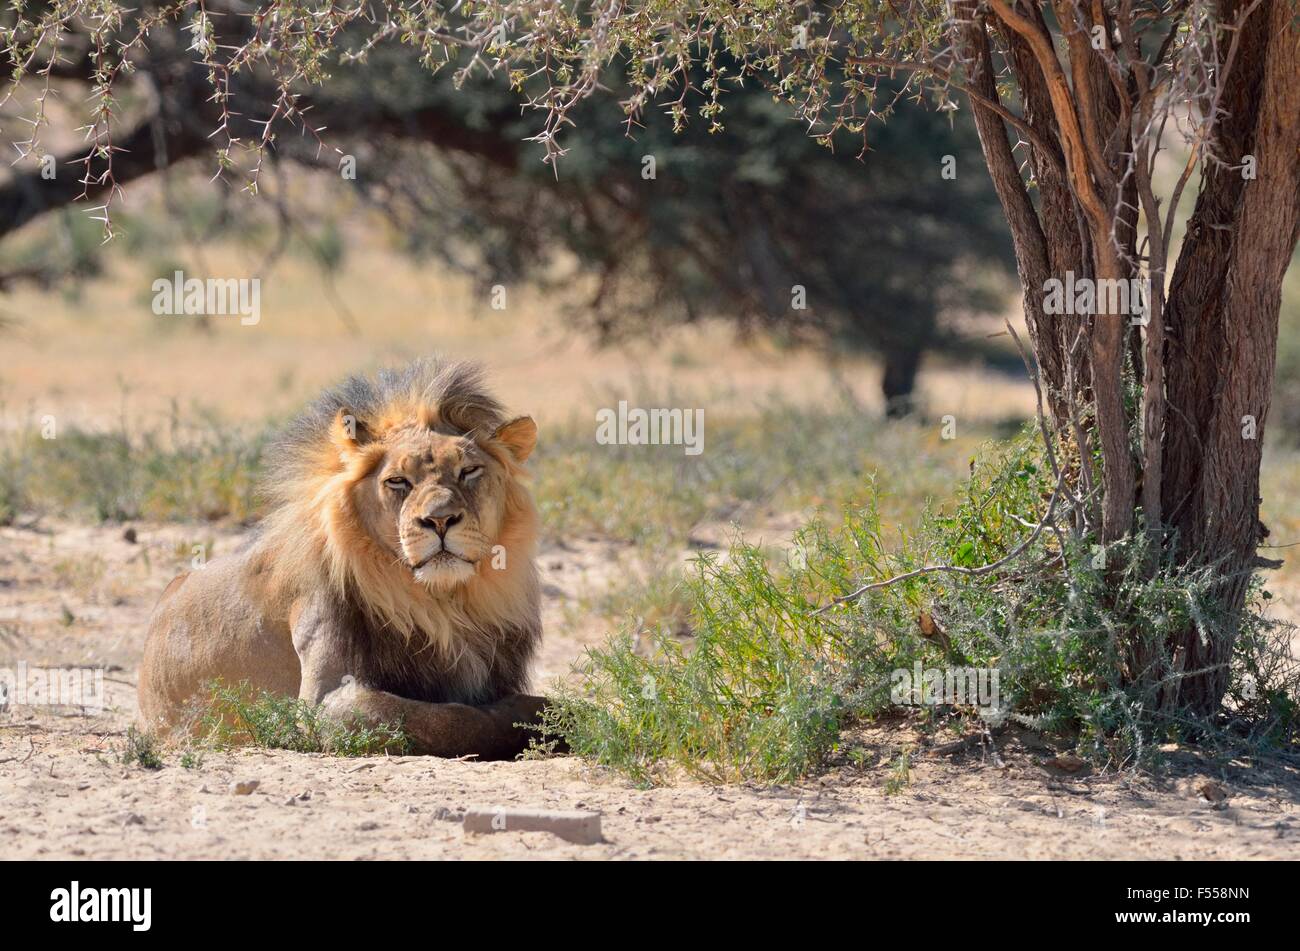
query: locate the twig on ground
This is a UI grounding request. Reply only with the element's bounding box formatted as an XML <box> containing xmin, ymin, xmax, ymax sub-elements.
<box><xmin>925</xmin><ymin>734</ymin><xmax>985</xmax><ymax>757</ymax></box>
<box><xmin>981</xmin><ymin>724</ymin><xmax>1005</xmax><ymax>769</ymax></box>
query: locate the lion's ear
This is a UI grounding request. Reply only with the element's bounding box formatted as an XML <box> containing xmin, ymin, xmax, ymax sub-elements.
<box><xmin>493</xmin><ymin>415</ymin><xmax>537</xmax><ymax>462</ymax></box>
<box><xmin>330</xmin><ymin>407</ymin><xmax>373</xmax><ymax>455</ymax></box>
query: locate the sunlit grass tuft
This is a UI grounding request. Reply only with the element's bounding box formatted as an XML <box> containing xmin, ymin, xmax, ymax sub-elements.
<box><xmin>118</xmin><ymin>726</ymin><xmax>164</xmax><ymax>770</ymax></box>
<box><xmin>199</xmin><ymin>680</ymin><xmax>410</xmax><ymax>757</ymax></box>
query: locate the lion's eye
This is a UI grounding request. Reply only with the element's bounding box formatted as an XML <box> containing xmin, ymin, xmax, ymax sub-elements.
<box><xmin>384</xmin><ymin>476</ymin><xmax>411</xmax><ymax>492</ymax></box>
<box><xmin>459</xmin><ymin>465</ymin><xmax>483</xmax><ymax>482</ymax></box>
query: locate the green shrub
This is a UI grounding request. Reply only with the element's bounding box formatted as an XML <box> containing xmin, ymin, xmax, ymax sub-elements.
<box><xmin>119</xmin><ymin>726</ymin><xmax>164</xmax><ymax>770</ymax></box>
<box><xmin>199</xmin><ymin>680</ymin><xmax>410</xmax><ymax>757</ymax></box>
<box><xmin>542</xmin><ymin>428</ymin><xmax>1299</xmax><ymax>783</ymax></box>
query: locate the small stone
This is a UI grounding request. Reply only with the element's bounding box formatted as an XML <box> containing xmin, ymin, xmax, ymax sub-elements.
<box><xmin>359</xmin><ymin>821</ymin><xmax>380</xmax><ymax>831</ymax></box>
<box><xmin>122</xmin><ymin>527</ymin><xmax>138</xmax><ymax>544</ymax></box>
<box><xmin>1047</xmin><ymin>754</ymin><xmax>1087</xmax><ymax>773</ymax></box>
<box><xmin>229</xmin><ymin>780</ymin><xmax>260</xmax><ymax>796</ymax></box>
<box><xmin>1199</xmin><ymin>781</ymin><xmax>1228</xmax><ymax>804</ymax></box>
<box><xmin>463</xmin><ymin>808</ymin><xmax>603</xmax><ymax>845</ymax></box>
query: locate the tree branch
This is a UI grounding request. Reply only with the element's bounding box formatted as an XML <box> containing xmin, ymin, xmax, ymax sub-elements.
<box><xmin>812</xmin><ymin>465</ymin><xmax>1068</xmax><ymax>616</ymax></box>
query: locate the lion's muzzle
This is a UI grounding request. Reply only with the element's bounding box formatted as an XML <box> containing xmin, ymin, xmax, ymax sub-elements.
<box><xmin>403</xmin><ymin>506</ymin><xmax>478</xmax><ymax>587</ymax></box>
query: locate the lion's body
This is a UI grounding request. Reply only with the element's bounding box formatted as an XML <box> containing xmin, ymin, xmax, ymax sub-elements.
<box><xmin>139</xmin><ymin>545</ymin><xmax>302</xmax><ymax>726</ymax></box>
<box><xmin>138</xmin><ymin>360</ymin><xmax>545</xmax><ymax>756</ymax></box>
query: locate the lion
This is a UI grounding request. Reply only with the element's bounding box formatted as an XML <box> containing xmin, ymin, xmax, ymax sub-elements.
<box><xmin>138</xmin><ymin>359</ymin><xmax>550</xmax><ymax>759</ymax></box>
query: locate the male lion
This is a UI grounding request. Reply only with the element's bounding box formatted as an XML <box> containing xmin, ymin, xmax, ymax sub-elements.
<box><xmin>139</xmin><ymin>359</ymin><xmax>549</xmax><ymax>759</ymax></box>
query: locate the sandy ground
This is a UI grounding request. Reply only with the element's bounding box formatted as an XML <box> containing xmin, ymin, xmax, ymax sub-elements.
<box><xmin>2</xmin><ymin>519</ymin><xmax>1299</xmax><ymax>860</ymax></box>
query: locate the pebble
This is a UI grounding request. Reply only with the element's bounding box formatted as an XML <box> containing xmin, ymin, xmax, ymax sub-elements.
<box><xmin>462</xmin><ymin>808</ymin><xmax>603</xmax><ymax>845</ymax></box>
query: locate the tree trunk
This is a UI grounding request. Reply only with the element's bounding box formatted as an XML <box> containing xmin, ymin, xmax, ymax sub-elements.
<box><xmin>881</xmin><ymin>341</ymin><xmax>923</xmax><ymax>418</ymax></box>
<box><xmin>1161</xmin><ymin>0</ymin><xmax>1300</xmax><ymax>714</ymax></box>
<box><xmin>958</xmin><ymin>0</ymin><xmax>1299</xmax><ymax>717</ymax></box>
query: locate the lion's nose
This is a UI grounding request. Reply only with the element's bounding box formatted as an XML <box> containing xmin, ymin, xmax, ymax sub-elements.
<box><xmin>418</xmin><ymin>511</ymin><xmax>464</xmax><ymax>538</ymax></box>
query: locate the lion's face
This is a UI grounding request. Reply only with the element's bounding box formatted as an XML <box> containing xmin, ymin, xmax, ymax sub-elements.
<box><xmin>342</xmin><ymin>415</ymin><xmax>537</xmax><ymax>592</ymax></box>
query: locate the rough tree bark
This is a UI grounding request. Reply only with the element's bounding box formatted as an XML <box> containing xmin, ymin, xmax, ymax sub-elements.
<box><xmin>954</xmin><ymin>0</ymin><xmax>1299</xmax><ymax>715</ymax></box>
<box><xmin>1163</xmin><ymin>0</ymin><xmax>1300</xmax><ymax>712</ymax></box>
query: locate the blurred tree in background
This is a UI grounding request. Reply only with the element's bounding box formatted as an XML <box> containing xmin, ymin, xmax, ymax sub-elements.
<box><xmin>329</xmin><ymin>54</ymin><xmax>1014</xmax><ymax>413</ymax></box>
<box><xmin>0</xmin><ymin>10</ymin><xmax>1011</xmax><ymax>412</ymax></box>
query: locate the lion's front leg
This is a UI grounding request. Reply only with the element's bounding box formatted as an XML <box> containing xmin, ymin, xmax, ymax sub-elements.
<box><xmin>292</xmin><ymin>594</ymin><xmax>547</xmax><ymax>759</ymax></box>
<box><xmin>319</xmin><ymin>681</ymin><xmax>547</xmax><ymax>760</ymax></box>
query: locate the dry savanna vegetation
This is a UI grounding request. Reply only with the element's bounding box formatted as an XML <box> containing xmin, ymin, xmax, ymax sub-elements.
<box><xmin>2</xmin><ymin>0</ymin><xmax>1299</xmax><ymax>862</ymax></box>
<box><xmin>2</xmin><ymin>212</ymin><xmax>1298</xmax><ymax>856</ymax></box>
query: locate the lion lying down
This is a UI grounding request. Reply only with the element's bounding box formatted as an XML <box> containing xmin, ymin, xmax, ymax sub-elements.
<box><xmin>139</xmin><ymin>359</ymin><xmax>549</xmax><ymax>759</ymax></box>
